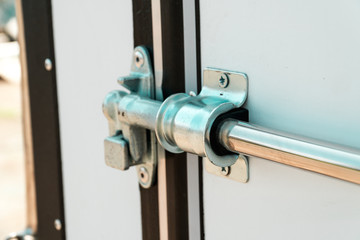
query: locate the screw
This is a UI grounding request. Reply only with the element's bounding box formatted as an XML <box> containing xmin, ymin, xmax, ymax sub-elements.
<box><xmin>218</xmin><ymin>73</ymin><xmax>229</xmax><ymax>88</ymax></box>
<box><xmin>54</xmin><ymin>219</ymin><xmax>62</xmax><ymax>231</ymax></box>
<box><xmin>220</xmin><ymin>166</ymin><xmax>230</xmax><ymax>176</ymax></box>
<box><xmin>139</xmin><ymin>167</ymin><xmax>149</xmax><ymax>183</ymax></box>
<box><xmin>134</xmin><ymin>51</ymin><xmax>144</xmax><ymax>68</ymax></box>
<box><xmin>44</xmin><ymin>58</ymin><xmax>52</xmax><ymax>71</ymax></box>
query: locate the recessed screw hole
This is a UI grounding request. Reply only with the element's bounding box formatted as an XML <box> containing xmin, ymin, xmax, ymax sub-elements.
<box><xmin>140</xmin><ymin>173</ymin><xmax>145</xmax><ymax>179</ymax></box>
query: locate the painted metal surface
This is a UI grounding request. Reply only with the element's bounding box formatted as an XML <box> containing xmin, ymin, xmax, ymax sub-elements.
<box><xmin>51</xmin><ymin>0</ymin><xmax>142</xmax><ymax>239</ymax></box>
<box><xmin>17</xmin><ymin>0</ymin><xmax>65</xmax><ymax>238</ymax></box>
<box><xmin>200</xmin><ymin>0</ymin><xmax>360</xmax><ymax>239</ymax></box>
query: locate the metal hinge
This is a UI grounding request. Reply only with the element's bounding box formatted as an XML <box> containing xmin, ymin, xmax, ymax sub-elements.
<box><xmin>103</xmin><ymin>46</ymin><xmax>250</xmax><ymax>187</ymax></box>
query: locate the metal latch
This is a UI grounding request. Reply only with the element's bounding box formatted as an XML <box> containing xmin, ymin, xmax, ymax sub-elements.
<box><xmin>103</xmin><ymin>46</ymin><xmax>249</xmax><ymax>187</ymax></box>
<box><xmin>103</xmin><ymin>46</ymin><xmax>157</xmax><ymax>188</ymax></box>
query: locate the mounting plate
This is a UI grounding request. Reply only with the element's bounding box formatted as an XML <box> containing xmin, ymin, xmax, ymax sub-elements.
<box><xmin>204</xmin><ymin>155</ymin><xmax>249</xmax><ymax>183</ymax></box>
<box><xmin>202</xmin><ymin>68</ymin><xmax>249</xmax><ymax>182</ymax></box>
<box><xmin>201</xmin><ymin>67</ymin><xmax>248</xmax><ymax>107</ymax></box>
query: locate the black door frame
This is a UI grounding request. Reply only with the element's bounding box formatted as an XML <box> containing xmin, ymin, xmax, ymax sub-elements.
<box><xmin>17</xmin><ymin>0</ymin><xmax>65</xmax><ymax>239</ymax></box>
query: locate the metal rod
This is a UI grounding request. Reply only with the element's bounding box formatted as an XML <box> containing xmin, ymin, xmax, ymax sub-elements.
<box><xmin>219</xmin><ymin>120</ymin><xmax>360</xmax><ymax>184</ymax></box>
<box><xmin>121</xmin><ymin>96</ymin><xmax>161</xmax><ymax>130</ymax></box>
<box><xmin>121</xmin><ymin>94</ymin><xmax>360</xmax><ymax>184</ymax></box>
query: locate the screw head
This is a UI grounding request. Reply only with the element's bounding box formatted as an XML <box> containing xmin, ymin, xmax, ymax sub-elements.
<box><xmin>44</xmin><ymin>58</ymin><xmax>52</xmax><ymax>71</ymax></box>
<box><xmin>220</xmin><ymin>166</ymin><xmax>230</xmax><ymax>176</ymax></box>
<box><xmin>54</xmin><ymin>219</ymin><xmax>62</xmax><ymax>231</ymax></box>
<box><xmin>218</xmin><ymin>73</ymin><xmax>229</xmax><ymax>88</ymax></box>
<box><xmin>134</xmin><ymin>51</ymin><xmax>144</xmax><ymax>68</ymax></box>
<box><xmin>139</xmin><ymin>167</ymin><xmax>149</xmax><ymax>183</ymax></box>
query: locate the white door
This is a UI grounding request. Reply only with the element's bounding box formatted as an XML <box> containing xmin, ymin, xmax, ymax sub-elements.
<box><xmin>51</xmin><ymin>1</ymin><xmax>142</xmax><ymax>239</ymax></box>
<box><xmin>200</xmin><ymin>1</ymin><xmax>360</xmax><ymax>239</ymax></box>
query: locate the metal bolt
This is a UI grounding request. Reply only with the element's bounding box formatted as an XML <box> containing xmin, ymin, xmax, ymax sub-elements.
<box><xmin>134</xmin><ymin>51</ymin><xmax>144</xmax><ymax>68</ymax></box>
<box><xmin>218</xmin><ymin>73</ymin><xmax>229</xmax><ymax>88</ymax></box>
<box><xmin>54</xmin><ymin>219</ymin><xmax>62</xmax><ymax>231</ymax></box>
<box><xmin>220</xmin><ymin>166</ymin><xmax>230</xmax><ymax>176</ymax></box>
<box><xmin>139</xmin><ymin>167</ymin><xmax>149</xmax><ymax>183</ymax></box>
<box><xmin>44</xmin><ymin>58</ymin><xmax>53</xmax><ymax>71</ymax></box>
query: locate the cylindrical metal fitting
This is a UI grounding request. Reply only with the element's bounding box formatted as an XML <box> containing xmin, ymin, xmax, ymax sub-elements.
<box><xmin>103</xmin><ymin>91</ymin><xmax>161</xmax><ymax>132</ymax></box>
<box><xmin>118</xmin><ymin>94</ymin><xmax>161</xmax><ymax>130</ymax></box>
<box><xmin>155</xmin><ymin>93</ymin><xmax>239</xmax><ymax>167</ymax></box>
<box><xmin>104</xmin><ymin>90</ymin><xmax>241</xmax><ymax>167</ymax></box>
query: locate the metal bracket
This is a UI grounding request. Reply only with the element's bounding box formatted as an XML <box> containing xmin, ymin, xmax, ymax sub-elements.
<box><xmin>201</xmin><ymin>67</ymin><xmax>248</xmax><ymax>107</ymax></box>
<box><xmin>204</xmin><ymin>155</ymin><xmax>249</xmax><ymax>183</ymax></box>
<box><xmin>201</xmin><ymin>68</ymin><xmax>249</xmax><ymax>182</ymax></box>
<box><xmin>103</xmin><ymin>46</ymin><xmax>157</xmax><ymax>188</ymax></box>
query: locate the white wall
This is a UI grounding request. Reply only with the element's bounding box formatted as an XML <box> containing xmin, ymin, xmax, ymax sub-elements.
<box><xmin>201</xmin><ymin>0</ymin><xmax>360</xmax><ymax>239</ymax></box>
<box><xmin>51</xmin><ymin>1</ymin><xmax>142</xmax><ymax>239</ymax></box>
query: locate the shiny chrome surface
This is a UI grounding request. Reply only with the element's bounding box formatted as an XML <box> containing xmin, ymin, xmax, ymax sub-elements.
<box><xmin>219</xmin><ymin>120</ymin><xmax>360</xmax><ymax>184</ymax></box>
<box><xmin>155</xmin><ymin>68</ymin><xmax>248</xmax><ymax>167</ymax></box>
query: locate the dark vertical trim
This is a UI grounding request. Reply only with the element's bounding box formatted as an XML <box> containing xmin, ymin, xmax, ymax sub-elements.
<box><xmin>135</xmin><ymin>0</ymin><xmax>196</xmax><ymax>239</ymax></box>
<box><xmin>132</xmin><ymin>1</ymin><xmax>160</xmax><ymax>240</ymax></box>
<box><xmin>195</xmin><ymin>1</ymin><xmax>205</xmax><ymax>239</ymax></box>
<box><xmin>195</xmin><ymin>0</ymin><xmax>202</xmax><ymax>93</ymax></box>
<box><xmin>160</xmin><ymin>1</ymin><xmax>189</xmax><ymax>239</ymax></box>
<box><xmin>18</xmin><ymin>0</ymin><xmax>65</xmax><ymax>239</ymax></box>
<box><xmin>133</xmin><ymin>0</ymin><xmax>154</xmax><ymax>58</ymax></box>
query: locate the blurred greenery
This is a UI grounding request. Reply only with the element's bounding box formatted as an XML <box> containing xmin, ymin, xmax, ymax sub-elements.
<box><xmin>0</xmin><ymin>0</ymin><xmax>15</xmax><ymax>28</ymax></box>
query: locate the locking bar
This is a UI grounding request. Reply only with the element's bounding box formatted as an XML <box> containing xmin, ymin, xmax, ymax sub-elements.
<box><xmin>103</xmin><ymin>46</ymin><xmax>360</xmax><ymax>186</ymax></box>
<box><xmin>219</xmin><ymin>120</ymin><xmax>360</xmax><ymax>184</ymax></box>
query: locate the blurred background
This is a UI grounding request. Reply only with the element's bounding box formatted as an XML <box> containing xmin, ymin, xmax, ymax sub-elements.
<box><xmin>0</xmin><ymin>0</ymin><xmax>26</xmax><ymax>238</ymax></box>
